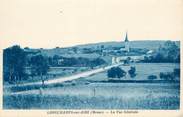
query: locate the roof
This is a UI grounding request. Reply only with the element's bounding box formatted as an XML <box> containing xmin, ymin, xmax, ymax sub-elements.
<box><xmin>124</xmin><ymin>32</ymin><xmax>129</xmax><ymax>42</ymax></box>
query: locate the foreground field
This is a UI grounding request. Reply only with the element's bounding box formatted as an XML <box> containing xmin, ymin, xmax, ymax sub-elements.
<box><xmin>3</xmin><ymin>63</ymin><xmax>180</xmax><ymax>109</ymax></box>
<box><xmin>4</xmin><ymin>82</ymin><xmax>180</xmax><ymax>109</ymax></box>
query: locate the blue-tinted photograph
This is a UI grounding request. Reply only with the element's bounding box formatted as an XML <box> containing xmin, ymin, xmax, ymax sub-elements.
<box><xmin>1</xmin><ymin>0</ymin><xmax>182</xmax><ymax>111</ymax></box>
<box><xmin>3</xmin><ymin>33</ymin><xmax>180</xmax><ymax>109</ymax></box>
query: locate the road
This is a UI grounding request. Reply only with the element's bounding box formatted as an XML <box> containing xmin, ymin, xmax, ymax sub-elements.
<box><xmin>14</xmin><ymin>63</ymin><xmax>123</xmax><ymax>87</ymax></box>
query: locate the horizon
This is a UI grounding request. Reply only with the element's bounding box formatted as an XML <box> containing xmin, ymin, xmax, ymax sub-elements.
<box><xmin>3</xmin><ymin>39</ymin><xmax>180</xmax><ymax>49</ymax></box>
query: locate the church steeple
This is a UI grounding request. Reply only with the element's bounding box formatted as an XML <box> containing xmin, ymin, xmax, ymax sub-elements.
<box><xmin>124</xmin><ymin>31</ymin><xmax>130</xmax><ymax>52</ymax></box>
<box><xmin>124</xmin><ymin>32</ymin><xmax>129</xmax><ymax>42</ymax></box>
<box><xmin>120</xmin><ymin>31</ymin><xmax>130</xmax><ymax>52</ymax></box>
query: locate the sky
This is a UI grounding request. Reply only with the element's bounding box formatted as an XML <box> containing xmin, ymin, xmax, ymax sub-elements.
<box><xmin>0</xmin><ymin>0</ymin><xmax>183</xmax><ymax>49</ymax></box>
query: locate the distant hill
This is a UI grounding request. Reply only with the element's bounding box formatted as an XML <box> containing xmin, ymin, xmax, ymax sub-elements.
<box><xmin>74</xmin><ymin>40</ymin><xmax>180</xmax><ymax>50</ymax></box>
<box><xmin>26</xmin><ymin>40</ymin><xmax>180</xmax><ymax>57</ymax></box>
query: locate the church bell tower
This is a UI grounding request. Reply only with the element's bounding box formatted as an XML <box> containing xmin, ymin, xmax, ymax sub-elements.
<box><xmin>124</xmin><ymin>32</ymin><xmax>130</xmax><ymax>52</ymax></box>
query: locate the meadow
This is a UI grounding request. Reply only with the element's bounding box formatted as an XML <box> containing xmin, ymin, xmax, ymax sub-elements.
<box><xmin>3</xmin><ymin>63</ymin><xmax>180</xmax><ymax>109</ymax></box>
<box><xmin>3</xmin><ymin>82</ymin><xmax>179</xmax><ymax>109</ymax></box>
<box><xmin>83</xmin><ymin>63</ymin><xmax>180</xmax><ymax>81</ymax></box>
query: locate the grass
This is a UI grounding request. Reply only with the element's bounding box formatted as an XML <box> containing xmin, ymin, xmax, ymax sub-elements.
<box><xmin>83</xmin><ymin>63</ymin><xmax>180</xmax><ymax>81</ymax></box>
<box><xmin>3</xmin><ymin>94</ymin><xmax>179</xmax><ymax>109</ymax></box>
<box><xmin>7</xmin><ymin>83</ymin><xmax>64</xmax><ymax>92</ymax></box>
<box><xmin>3</xmin><ymin>81</ymin><xmax>180</xmax><ymax>109</ymax></box>
<box><xmin>3</xmin><ymin>63</ymin><xmax>180</xmax><ymax>109</ymax></box>
<box><xmin>7</xmin><ymin>67</ymin><xmax>91</xmax><ymax>85</ymax></box>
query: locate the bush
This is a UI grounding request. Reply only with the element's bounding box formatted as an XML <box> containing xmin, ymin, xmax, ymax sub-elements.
<box><xmin>174</xmin><ymin>68</ymin><xmax>180</xmax><ymax>77</ymax></box>
<box><xmin>148</xmin><ymin>75</ymin><xmax>157</xmax><ymax>80</ymax></box>
<box><xmin>107</xmin><ymin>67</ymin><xmax>126</xmax><ymax>78</ymax></box>
<box><xmin>159</xmin><ymin>72</ymin><xmax>174</xmax><ymax>80</ymax></box>
<box><xmin>128</xmin><ymin>66</ymin><xmax>136</xmax><ymax>78</ymax></box>
<box><xmin>159</xmin><ymin>72</ymin><xmax>165</xmax><ymax>79</ymax></box>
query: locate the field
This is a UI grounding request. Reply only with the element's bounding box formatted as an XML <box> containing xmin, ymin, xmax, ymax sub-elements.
<box><xmin>4</xmin><ymin>82</ymin><xmax>179</xmax><ymax>109</ymax></box>
<box><xmin>3</xmin><ymin>63</ymin><xmax>180</xmax><ymax>109</ymax></box>
<box><xmin>82</xmin><ymin>63</ymin><xmax>180</xmax><ymax>81</ymax></box>
<box><xmin>21</xmin><ymin>67</ymin><xmax>90</xmax><ymax>83</ymax></box>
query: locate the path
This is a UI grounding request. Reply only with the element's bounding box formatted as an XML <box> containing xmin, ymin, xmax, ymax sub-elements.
<box><xmin>15</xmin><ymin>63</ymin><xmax>122</xmax><ymax>87</ymax></box>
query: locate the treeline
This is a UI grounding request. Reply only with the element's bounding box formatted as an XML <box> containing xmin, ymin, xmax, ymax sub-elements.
<box><xmin>3</xmin><ymin>45</ymin><xmax>106</xmax><ymax>83</ymax></box>
<box><xmin>3</xmin><ymin>45</ymin><xmax>27</xmax><ymax>83</ymax></box>
<box><xmin>143</xmin><ymin>41</ymin><xmax>180</xmax><ymax>63</ymax></box>
<box><xmin>45</xmin><ymin>55</ymin><xmax>106</xmax><ymax>67</ymax></box>
<box><xmin>3</xmin><ymin>45</ymin><xmax>50</xmax><ymax>84</ymax></box>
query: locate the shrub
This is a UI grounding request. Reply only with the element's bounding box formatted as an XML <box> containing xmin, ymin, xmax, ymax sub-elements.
<box><xmin>148</xmin><ymin>75</ymin><xmax>157</xmax><ymax>80</ymax></box>
<box><xmin>159</xmin><ymin>72</ymin><xmax>174</xmax><ymax>80</ymax></box>
<box><xmin>174</xmin><ymin>68</ymin><xmax>180</xmax><ymax>77</ymax></box>
<box><xmin>107</xmin><ymin>67</ymin><xmax>126</xmax><ymax>78</ymax></box>
<box><xmin>159</xmin><ymin>72</ymin><xmax>165</xmax><ymax>79</ymax></box>
<box><xmin>128</xmin><ymin>66</ymin><xmax>136</xmax><ymax>78</ymax></box>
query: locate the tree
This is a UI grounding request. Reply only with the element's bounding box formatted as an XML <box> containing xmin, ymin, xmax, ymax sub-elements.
<box><xmin>52</xmin><ymin>55</ymin><xmax>61</xmax><ymax>66</ymax></box>
<box><xmin>159</xmin><ymin>72</ymin><xmax>175</xmax><ymax>80</ymax></box>
<box><xmin>24</xmin><ymin>47</ymin><xmax>30</xmax><ymax>50</ymax></box>
<box><xmin>100</xmin><ymin>45</ymin><xmax>104</xmax><ymax>54</ymax></box>
<box><xmin>124</xmin><ymin>57</ymin><xmax>131</xmax><ymax>65</ymax></box>
<box><xmin>3</xmin><ymin>45</ymin><xmax>26</xmax><ymax>83</ymax></box>
<box><xmin>107</xmin><ymin>67</ymin><xmax>126</xmax><ymax>79</ymax></box>
<box><xmin>30</xmin><ymin>54</ymin><xmax>49</xmax><ymax>86</ymax></box>
<box><xmin>174</xmin><ymin>68</ymin><xmax>180</xmax><ymax>77</ymax></box>
<box><xmin>91</xmin><ymin>58</ymin><xmax>106</xmax><ymax>67</ymax></box>
<box><xmin>148</xmin><ymin>75</ymin><xmax>157</xmax><ymax>80</ymax></box>
<box><xmin>48</xmin><ymin>57</ymin><xmax>53</xmax><ymax>66</ymax></box>
<box><xmin>143</xmin><ymin>41</ymin><xmax>180</xmax><ymax>63</ymax></box>
<box><xmin>153</xmin><ymin>53</ymin><xmax>164</xmax><ymax>63</ymax></box>
<box><xmin>128</xmin><ymin>66</ymin><xmax>136</xmax><ymax>78</ymax></box>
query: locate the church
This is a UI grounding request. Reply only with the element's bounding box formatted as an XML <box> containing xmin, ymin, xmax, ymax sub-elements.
<box><xmin>120</xmin><ymin>32</ymin><xmax>130</xmax><ymax>52</ymax></box>
<box><xmin>111</xmin><ymin>32</ymin><xmax>145</xmax><ymax>64</ymax></box>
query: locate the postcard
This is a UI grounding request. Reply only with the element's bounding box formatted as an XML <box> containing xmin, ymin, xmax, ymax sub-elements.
<box><xmin>0</xmin><ymin>0</ymin><xmax>182</xmax><ymax>117</ymax></box>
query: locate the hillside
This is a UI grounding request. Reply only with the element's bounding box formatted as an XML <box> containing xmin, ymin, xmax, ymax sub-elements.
<box><xmin>24</xmin><ymin>40</ymin><xmax>180</xmax><ymax>58</ymax></box>
<box><xmin>74</xmin><ymin>40</ymin><xmax>180</xmax><ymax>50</ymax></box>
